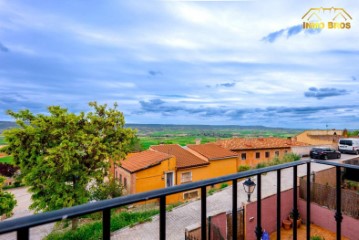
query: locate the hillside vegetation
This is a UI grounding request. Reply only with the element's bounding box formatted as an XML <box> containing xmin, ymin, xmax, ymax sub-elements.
<box><xmin>126</xmin><ymin>124</ymin><xmax>302</xmax><ymax>150</ymax></box>
<box><xmin>1</xmin><ymin>121</ymin><xmax>303</xmax><ymax>150</ymax></box>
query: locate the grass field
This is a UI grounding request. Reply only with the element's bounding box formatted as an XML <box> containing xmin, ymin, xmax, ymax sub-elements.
<box><xmin>0</xmin><ymin>156</ymin><xmax>13</xmax><ymax>164</ymax></box>
<box><xmin>135</xmin><ymin>125</ymin><xmax>300</xmax><ymax>150</ymax></box>
<box><xmin>0</xmin><ymin>135</ymin><xmax>6</xmax><ymax>145</ymax></box>
<box><xmin>139</xmin><ymin>136</ymin><xmax>217</xmax><ymax>149</ymax></box>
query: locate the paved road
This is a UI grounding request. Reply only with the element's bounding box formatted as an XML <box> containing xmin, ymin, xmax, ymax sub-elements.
<box><xmin>112</xmin><ymin>154</ymin><xmax>358</xmax><ymax>240</ymax></box>
<box><xmin>0</xmin><ymin>188</ymin><xmax>54</xmax><ymax>240</ymax></box>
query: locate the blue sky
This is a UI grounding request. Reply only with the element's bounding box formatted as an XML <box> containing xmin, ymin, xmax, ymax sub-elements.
<box><xmin>0</xmin><ymin>0</ymin><xmax>358</xmax><ymax>129</ymax></box>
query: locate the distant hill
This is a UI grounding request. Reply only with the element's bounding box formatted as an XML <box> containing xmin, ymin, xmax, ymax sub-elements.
<box><xmin>0</xmin><ymin>121</ymin><xmax>17</xmax><ymax>133</ymax></box>
<box><xmin>125</xmin><ymin>124</ymin><xmax>302</xmax><ymax>137</ymax></box>
<box><xmin>126</xmin><ymin>123</ymin><xmax>302</xmax><ymax>132</ymax></box>
<box><xmin>0</xmin><ymin>121</ymin><xmax>302</xmax><ymax>136</ymax></box>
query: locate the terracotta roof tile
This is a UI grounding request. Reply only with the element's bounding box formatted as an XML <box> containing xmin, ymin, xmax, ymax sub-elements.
<box><xmin>217</xmin><ymin>137</ymin><xmax>309</xmax><ymax>150</ymax></box>
<box><xmin>187</xmin><ymin>143</ymin><xmax>237</xmax><ymax>160</ymax></box>
<box><xmin>151</xmin><ymin>144</ymin><xmax>208</xmax><ymax>169</ymax></box>
<box><xmin>120</xmin><ymin>150</ymin><xmax>172</xmax><ymax>173</ymax></box>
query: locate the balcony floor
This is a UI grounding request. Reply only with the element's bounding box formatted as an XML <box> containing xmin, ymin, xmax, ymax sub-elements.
<box><xmin>270</xmin><ymin>223</ymin><xmax>349</xmax><ymax>240</ymax></box>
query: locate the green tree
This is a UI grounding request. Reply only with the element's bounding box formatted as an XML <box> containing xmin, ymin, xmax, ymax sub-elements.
<box><xmin>0</xmin><ymin>102</ymin><xmax>135</xmax><ymax>220</ymax></box>
<box><xmin>0</xmin><ymin>176</ymin><xmax>17</xmax><ymax>218</ymax></box>
<box><xmin>348</xmin><ymin>130</ymin><xmax>359</xmax><ymax>137</ymax></box>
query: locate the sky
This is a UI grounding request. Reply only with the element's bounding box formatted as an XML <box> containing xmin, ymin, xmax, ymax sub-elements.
<box><xmin>0</xmin><ymin>0</ymin><xmax>358</xmax><ymax>129</ymax></box>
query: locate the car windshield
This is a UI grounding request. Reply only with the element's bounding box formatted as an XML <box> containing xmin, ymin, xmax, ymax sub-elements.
<box><xmin>340</xmin><ymin>140</ymin><xmax>353</xmax><ymax>146</ymax></box>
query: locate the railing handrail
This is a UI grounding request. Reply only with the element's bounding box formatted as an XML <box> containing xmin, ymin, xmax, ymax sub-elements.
<box><xmin>0</xmin><ymin>159</ymin><xmax>309</xmax><ymax>234</ymax></box>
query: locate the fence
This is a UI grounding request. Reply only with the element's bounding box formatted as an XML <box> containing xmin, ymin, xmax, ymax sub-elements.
<box><xmin>185</xmin><ymin>209</ymin><xmax>244</xmax><ymax>240</ymax></box>
<box><xmin>300</xmin><ymin>178</ymin><xmax>359</xmax><ymax>219</ymax></box>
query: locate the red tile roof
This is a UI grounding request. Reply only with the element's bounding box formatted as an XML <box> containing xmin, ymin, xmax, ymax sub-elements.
<box><xmin>120</xmin><ymin>150</ymin><xmax>172</xmax><ymax>173</ymax></box>
<box><xmin>151</xmin><ymin>144</ymin><xmax>209</xmax><ymax>169</ymax></box>
<box><xmin>217</xmin><ymin>137</ymin><xmax>309</xmax><ymax>150</ymax></box>
<box><xmin>187</xmin><ymin>143</ymin><xmax>237</xmax><ymax>160</ymax></box>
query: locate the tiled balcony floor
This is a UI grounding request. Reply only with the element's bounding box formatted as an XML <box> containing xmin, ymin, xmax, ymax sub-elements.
<box><xmin>270</xmin><ymin>223</ymin><xmax>349</xmax><ymax>240</ymax></box>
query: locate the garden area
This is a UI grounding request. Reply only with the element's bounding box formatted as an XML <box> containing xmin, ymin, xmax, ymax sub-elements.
<box><xmin>238</xmin><ymin>153</ymin><xmax>301</xmax><ymax>173</ymax></box>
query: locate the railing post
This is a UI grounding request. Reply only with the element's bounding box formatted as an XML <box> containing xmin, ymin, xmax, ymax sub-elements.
<box><xmin>306</xmin><ymin>162</ymin><xmax>311</xmax><ymax>240</ymax></box>
<box><xmin>335</xmin><ymin>166</ymin><xmax>343</xmax><ymax>240</ymax></box>
<box><xmin>201</xmin><ymin>186</ymin><xmax>207</xmax><ymax>240</ymax></box>
<box><xmin>232</xmin><ymin>179</ymin><xmax>238</xmax><ymax>240</ymax></box>
<box><xmin>255</xmin><ymin>174</ymin><xmax>262</xmax><ymax>240</ymax></box>
<box><xmin>276</xmin><ymin>169</ymin><xmax>281</xmax><ymax>240</ymax></box>
<box><xmin>17</xmin><ymin>228</ymin><xmax>29</xmax><ymax>240</ymax></box>
<box><xmin>102</xmin><ymin>209</ymin><xmax>111</xmax><ymax>240</ymax></box>
<box><xmin>292</xmin><ymin>166</ymin><xmax>298</xmax><ymax>240</ymax></box>
<box><xmin>160</xmin><ymin>196</ymin><xmax>166</xmax><ymax>240</ymax></box>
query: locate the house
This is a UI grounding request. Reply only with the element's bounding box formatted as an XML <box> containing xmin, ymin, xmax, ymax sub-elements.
<box><xmin>115</xmin><ymin>143</ymin><xmax>238</xmax><ymax>203</ymax></box>
<box><xmin>150</xmin><ymin>144</ymin><xmax>209</xmax><ymax>200</ymax></box>
<box><xmin>295</xmin><ymin>129</ymin><xmax>348</xmax><ymax>146</ymax></box>
<box><xmin>114</xmin><ymin>150</ymin><xmax>176</xmax><ymax>199</ymax></box>
<box><xmin>186</xmin><ymin>143</ymin><xmax>238</xmax><ymax>179</ymax></box>
<box><xmin>216</xmin><ymin>137</ymin><xmax>308</xmax><ymax>167</ymax></box>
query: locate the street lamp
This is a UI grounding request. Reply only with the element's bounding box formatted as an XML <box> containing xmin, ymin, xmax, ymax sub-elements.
<box><xmin>243</xmin><ymin>178</ymin><xmax>256</xmax><ymax>202</ymax></box>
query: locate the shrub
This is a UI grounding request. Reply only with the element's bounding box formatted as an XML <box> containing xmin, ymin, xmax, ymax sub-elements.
<box><xmin>45</xmin><ymin>209</ymin><xmax>159</xmax><ymax>240</ymax></box>
<box><xmin>271</xmin><ymin>156</ymin><xmax>281</xmax><ymax>165</ymax></box>
<box><xmin>90</xmin><ymin>179</ymin><xmax>123</xmax><ymax>201</ymax></box>
<box><xmin>255</xmin><ymin>163</ymin><xmax>267</xmax><ymax>169</ymax></box>
<box><xmin>282</xmin><ymin>153</ymin><xmax>300</xmax><ymax>162</ymax></box>
<box><xmin>310</xmin><ymin>235</ymin><xmax>325</xmax><ymax>240</ymax></box>
<box><xmin>238</xmin><ymin>165</ymin><xmax>251</xmax><ymax>172</ymax></box>
<box><xmin>207</xmin><ymin>188</ymin><xmax>216</xmax><ymax>196</ymax></box>
<box><xmin>220</xmin><ymin>183</ymin><xmax>228</xmax><ymax>189</ymax></box>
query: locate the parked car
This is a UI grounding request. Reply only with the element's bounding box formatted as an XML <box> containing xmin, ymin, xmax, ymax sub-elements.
<box><xmin>310</xmin><ymin>147</ymin><xmax>341</xmax><ymax>160</ymax></box>
<box><xmin>338</xmin><ymin>138</ymin><xmax>359</xmax><ymax>155</ymax></box>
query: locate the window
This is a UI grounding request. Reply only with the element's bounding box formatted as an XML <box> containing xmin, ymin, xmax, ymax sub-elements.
<box><xmin>183</xmin><ymin>190</ymin><xmax>199</xmax><ymax>200</ymax></box>
<box><xmin>265</xmin><ymin>152</ymin><xmax>270</xmax><ymax>158</ymax></box>
<box><xmin>284</xmin><ymin>150</ymin><xmax>288</xmax><ymax>154</ymax></box>
<box><xmin>165</xmin><ymin>172</ymin><xmax>174</xmax><ymax>187</ymax></box>
<box><xmin>256</xmin><ymin>152</ymin><xmax>260</xmax><ymax>159</ymax></box>
<box><xmin>241</xmin><ymin>153</ymin><xmax>247</xmax><ymax>160</ymax></box>
<box><xmin>339</xmin><ymin>140</ymin><xmax>352</xmax><ymax>146</ymax></box>
<box><xmin>275</xmin><ymin>151</ymin><xmax>279</xmax><ymax>156</ymax></box>
<box><xmin>115</xmin><ymin>171</ymin><xmax>118</xmax><ymax>179</ymax></box>
<box><xmin>124</xmin><ymin>178</ymin><xmax>127</xmax><ymax>188</ymax></box>
<box><xmin>181</xmin><ymin>172</ymin><xmax>192</xmax><ymax>183</ymax></box>
<box><xmin>119</xmin><ymin>174</ymin><xmax>122</xmax><ymax>184</ymax></box>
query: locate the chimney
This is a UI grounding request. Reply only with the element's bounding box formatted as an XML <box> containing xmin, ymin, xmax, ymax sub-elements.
<box><xmin>195</xmin><ymin>138</ymin><xmax>201</xmax><ymax>145</ymax></box>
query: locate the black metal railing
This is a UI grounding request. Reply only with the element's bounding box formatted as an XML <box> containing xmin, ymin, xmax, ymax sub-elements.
<box><xmin>0</xmin><ymin>160</ymin><xmax>358</xmax><ymax>240</ymax></box>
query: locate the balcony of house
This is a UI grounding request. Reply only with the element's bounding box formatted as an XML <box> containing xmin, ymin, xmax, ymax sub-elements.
<box><xmin>0</xmin><ymin>159</ymin><xmax>358</xmax><ymax>240</ymax></box>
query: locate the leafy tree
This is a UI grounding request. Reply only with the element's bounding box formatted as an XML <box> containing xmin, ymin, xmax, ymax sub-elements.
<box><xmin>0</xmin><ymin>176</ymin><xmax>17</xmax><ymax>217</ymax></box>
<box><xmin>348</xmin><ymin>130</ymin><xmax>359</xmax><ymax>137</ymax></box>
<box><xmin>0</xmin><ymin>102</ymin><xmax>135</xmax><ymax>217</ymax></box>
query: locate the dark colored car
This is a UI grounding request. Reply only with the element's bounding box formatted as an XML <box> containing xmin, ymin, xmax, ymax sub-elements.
<box><xmin>310</xmin><ymin>148</ymin><xmax>341</xmax><ymax>160</ymax></box>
